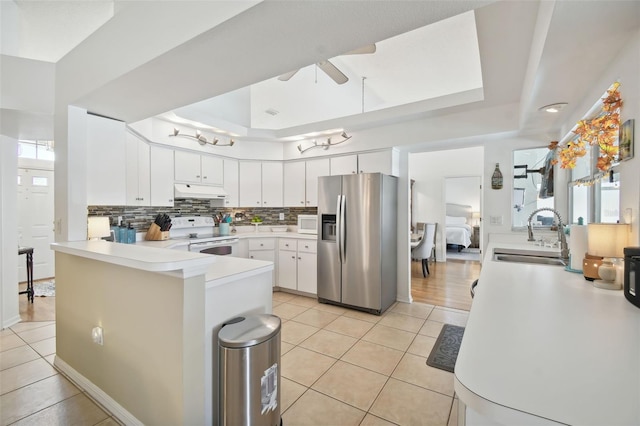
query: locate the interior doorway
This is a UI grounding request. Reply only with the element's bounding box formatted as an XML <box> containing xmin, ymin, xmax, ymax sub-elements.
<box><xmin>444</xmin><ymin>176</ymin><xmax>481</xmax><ymax>262</ymax></box>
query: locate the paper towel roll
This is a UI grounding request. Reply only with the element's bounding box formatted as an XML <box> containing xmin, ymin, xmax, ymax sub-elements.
<box><xmin>569</xmin><ymin>225</ymin><xmax>588</xmax><ymax>271</ymax></box>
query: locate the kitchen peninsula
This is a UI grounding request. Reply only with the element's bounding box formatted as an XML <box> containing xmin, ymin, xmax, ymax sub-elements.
<box><xmin>455</xmin><ymin>240</ymin><xmax>640</xmax><ymax>425</ymax></box>
<box><xmin>51</xmin><ymin>240</ymin><xmax>273</xmax><ymax>426</ymax></box>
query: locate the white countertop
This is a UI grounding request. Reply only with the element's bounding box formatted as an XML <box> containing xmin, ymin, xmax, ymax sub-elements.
<box><xmin>454</xmin><ymin>241</ymin><xmax>640</xmax><ymax>425</ymax></box>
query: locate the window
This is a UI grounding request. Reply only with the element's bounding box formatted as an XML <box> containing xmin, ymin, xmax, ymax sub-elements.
<box><xmin>32</xmin><ymin>176</ymin><xmax>48</xmax><ymax>186</ymax></box>
<box><xmin>17</xmin><ymin>140</ymin><xmax>55</xmax><ymax>161</ymax></box>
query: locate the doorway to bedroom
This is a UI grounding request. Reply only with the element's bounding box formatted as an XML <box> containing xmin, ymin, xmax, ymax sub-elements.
<box><xmin>444</xmin><ymin>176</ymin><xmax>481</xmax><ymax>262</ymax></box>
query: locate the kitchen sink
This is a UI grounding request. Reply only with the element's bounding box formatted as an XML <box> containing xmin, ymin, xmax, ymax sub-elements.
<box><xmin>493</xmin><ymin>248</ymin><xmax>567</xmax><ymax>266</ymax></box>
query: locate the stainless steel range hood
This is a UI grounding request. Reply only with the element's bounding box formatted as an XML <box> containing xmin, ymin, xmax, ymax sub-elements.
<box><xmin>174</xmin><ymin>183</ymin><xmax>227</xmax><ymax>200</ymax></box>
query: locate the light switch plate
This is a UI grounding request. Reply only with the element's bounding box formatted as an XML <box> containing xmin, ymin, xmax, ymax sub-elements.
<box><xmin>279</xmin><ymin>213</ymin><xmax>285</xmax><ymax>221</ymax></box>
<box><xmin>490</xmin><ymin>215</ymin><xmax>503</xmax><ymax>225</ymax></box>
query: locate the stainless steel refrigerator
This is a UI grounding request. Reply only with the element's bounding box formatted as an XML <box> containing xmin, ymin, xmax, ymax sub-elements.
<box><xmin>317</xmin><ymin>173</ymin><xmax>397</xmax><ymax>315</ymax></box>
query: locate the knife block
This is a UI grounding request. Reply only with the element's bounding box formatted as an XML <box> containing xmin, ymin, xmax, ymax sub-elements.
<box><xmin>145</xmin><ymin>223</ymin><xmax>170</xmax><ymax>241</ymax></box>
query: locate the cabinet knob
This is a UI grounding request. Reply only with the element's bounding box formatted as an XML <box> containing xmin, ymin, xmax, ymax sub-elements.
<box><xmin>260</xmin><ymin>243</ymin><xmax>264</xmax><ymax>247</ymax></box>
<box><xmin>257</xmin><ymin>201</ymin><xmax>260</xmax><ymax>204</ymax></box>
<box><xmin>226</xmin><ymin>201</ymin><xmax>229</xmax><ymax>204</ymax></box>
<box><xmin>305</xmin><ymin>245</ymin><xmax>309</xmax><ymax>249</ymax></box>
<box><xmin>250</xmin><ymin>256</ymin><xmax>254</xmax><ymax>259</ymax></box>
<box><xmin>298</xmin><ymin>257</ymin><xmax>302</xmax><ymax>260</ymax></box>
<box><xmin>300</xmin><ymin>201</ymin><xmax>304</xmax><ymax>204</ymax></box>
<box><xmin>264</xmin><ymin>201</ymin><xmax>267</xmax><ymax>204</ymax></box>
<box><xmin>196</xmin><ymin>175</ymin><xmax>200</xmax><ymax>178</ymax></box>
<box><xmin>169</xmin><ymin>199</ymin><xmax>173</xmax><ymax>202</ymax></box>
<box><xmin>285</xmin><ymin>244</ymin><xmax>289</xmax><ymax>247</ymax></box>
<box><xmin>291</xmin><ymin>256</ymin><xmax>295</xmax><ymax>259</ymax></box>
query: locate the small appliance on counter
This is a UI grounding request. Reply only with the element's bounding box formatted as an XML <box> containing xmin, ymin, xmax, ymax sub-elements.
<box><xmin>624</xmin><ymin>247</ymin><xmax>640</xmax><ymax>308</ymax></box>
<box><xmin>297</xmin><ymin>214</ymin><xmax>318</xmax><ymax>234</ymax></box>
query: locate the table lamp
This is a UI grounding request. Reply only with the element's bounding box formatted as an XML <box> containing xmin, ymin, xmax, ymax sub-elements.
<box><xmin>87</xmin><ymin>216</ymin><xmax>111</xmax><ymax>240</ymax></box>
<box><xmin>587</xmin><ymin>223</ymin><xmax>629</xmax><ymax>290</ymax></box>
<box><xmin>471</xmin><ymin>211</ymin><xmax>481</xmax><ymax>226</ymax></box>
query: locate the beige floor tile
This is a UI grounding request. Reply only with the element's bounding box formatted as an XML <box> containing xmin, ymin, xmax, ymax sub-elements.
<box><xmin>391</xmin><ymin>302</ymin><xmax>435</xmax><ymax>319</ymax></box>
<box><xmin>292</xmin><ymin>309</ymin><xmax>339</xmax><ymax>328</ymax></box>
<box><xmin>29</xmin><ymin>337</ymin><xmax>56</xmax><ymax>357</ymax></box>
<box><xmin>282</xmin><ymin>389</ymin><xmax>365</xmax><ymax>425</ymax></box>
<box><xmin>419</xmin><ymin>320</ymin><xmax>445</xmax><ymax>338</ymax></box>
<box><xmin>282</xmin><ymin>347</ymin><xmax>335</xmax><ymax>387</ymax></box>
<box><xmin>312</xmin><ymin>360</ymin><xmax>387</xmax><ymax>411</ymax></box>
<box><xmin>0</xmin><ymin>329</ymin><xmax>13</xmax><ymax>337</ymax></box>
<box><xmin>0</xmin><ymin>333</ymin><xmax>26</xmax><ymax>353</ymax></box>
<box><xmin>448</xmin><ymin>398</ymin><xmax>458</xmax><ymax>426</ymax></box>
<box><xmin>11</xmin><ymin>392</ymin><xmax>110</xmax><ymax>426</ymax></box>
<box><xmin>0</xmin><ymin>345</ymin><xmax>40</xmax><ymax>371</ymax></box>
<box><xmin>273</xmin><ymin>302</ymin><xmax>310</xmax><ymax>320</ymax></box>
<box><xmin>272</xmin><ymin>291</ymin><xmax>296</xmax><ymax>303</ymax></box>
<box><xmin>281</xmin><ymin>341</ymin><xmax>295</xmax><ymax>355</ymax></box>
<box><xmin>44</xmin><ymin>354</ymin><xmax>56</xmax><ymax>366</ymax></box>
<box><xmin>407</xmin><ymin>334</ymin><xmax>437</xmax><ymax>358</ymax></box>
<box><xmin>342</xmin><ymin>309</ymin><xmax>383</xmax><ymax>323</ymax></box>
<box><xmin>342</xmin><ymin>340</ymin><xmax>403</xmax><ymax>376</ymax></box>
<box><xmin>392</xmin><ymin>353</ymin><xmax>454</xmax><ymax>396</ymax></box>
<box><xmin>378</xmin><ymin>312</ymin><xmax>425</xmax><ymax>333</ymax></box>
<box><xmin>281</xmin><ymin>321</ymin><xmax>319</xmax><ymax>345</ymax></box>
<box><xmin>15</xmin><ymin>324</ymin><xmax>56</xmax><ymax>344</ymax></box>
<box><xmin>427</xmin><ymin>308</ymin><xmax>469</xmax><ymax>327</ymax></box>
<box><xmin>95</xmin><ymin>417</ymin><xmax>122</xmax><ymax>426</ymax></box>
<box><xmin>9</xmin><ymin>321</ymin><xmax>55</xmax><ymax>334</ymax></box>
<box><xmin>0</xmin><ymin>374</ymin><xmax>81</xmax><ymax>425</ymax></box>
<box><xmin>360</xmin><ymin>413</ymin><xmax>397</xmax><ymax>426</ymax></box>
<box><xmin>361</xmin><ymin>324</ymin><xmax>416</xmax><ymax>352</ymax></box>
<box><xmin>1</xmin><ymin>358</ymin><xmax>58</xmax><ymax>395</ymax></box>
<box><xmin>287</xmin><ymin>295</ymin><xmax>320</xmax><ymax>308</ymax></box>
<box><xmin>281</xmin><ymin>377</ymin><xmax>307</xmax><ymax>413</ymax></box>
<box><xmin>313</xmin><ymin>302</ymin><xmax>348</xmax><ymax>315</ymax></box>
<box><xmin>324</xmin><ymin>316</ymin><xmax>374</xmax><ymax>339</ymax></box>
<box><xmin>299</xmin><ymin>329</ymin><xmax>357</xmax><ymax>359</ymax></box>
<box><xmin>369</xmin><ymin>378</ymin><xmax>452</xmax><ymax>426</ymax></box>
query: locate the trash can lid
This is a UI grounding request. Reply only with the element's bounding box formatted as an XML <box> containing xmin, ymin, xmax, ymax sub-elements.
<box><xmin>218</xmin><ymin>314</ymin><xmax>281</xmax><ymax>348</ymax></box>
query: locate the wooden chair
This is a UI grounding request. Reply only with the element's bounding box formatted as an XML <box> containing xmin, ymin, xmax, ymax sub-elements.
<box><xmin>411</xmin><ymin>223</ymin><xmax>437</xmax><ymax>276</ymax></box>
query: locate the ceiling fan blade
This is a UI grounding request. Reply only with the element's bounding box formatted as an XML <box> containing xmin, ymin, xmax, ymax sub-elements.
<box><xmin>343</xmin><ymin>44</ymin><xmax>376</xmax><ymax>55</ymax></box>
<box><xmin>278</xmin><ymin>69</ymin><xmax>299</xmax><ymax>81</ymax></box>
<box><xmin>317</xmin><ymin>60</ymin><xmax>348</xmax><ymax>85</ymax></box>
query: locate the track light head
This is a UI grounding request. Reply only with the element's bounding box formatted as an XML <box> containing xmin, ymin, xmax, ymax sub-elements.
<box><xmin>172</xmin><ymin>128</ymin><xmax>179</xmax><ymax>136</ymax></box>
<box><xmin>229</xmin><ymin>139</ymin><xmax>235</xmax><ymax>147</ymax></box>
<box><xmin>297</xmin><ymin>144</ymin><xmax>302</xmax><ymax>152</ymax></box>
<box><xmin>212</xmin><ymin>138</ymin><xmax>219</xmax><ymax>145</ymax></box>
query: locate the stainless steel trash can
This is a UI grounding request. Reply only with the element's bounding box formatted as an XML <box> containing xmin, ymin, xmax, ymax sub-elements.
<box><xmin>218</xmin><ymin>314</ymin><xmax>281</xmax><ymax>426</ymax></box>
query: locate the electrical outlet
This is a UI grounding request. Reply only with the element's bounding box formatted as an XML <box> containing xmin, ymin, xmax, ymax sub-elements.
<box><xmin>279</xmin><ymin>213</ymin><xmax>285</xmax><ymax>221</ymax></box>
<box><xmin>490</xmin><ymin>215</ymin><xmax>503</xmax><ymax>225</ymax></box>
<box><xmin>92</xmin><ymin>326</ymin><xmax>104</xmax><ymax>345</ymax></box>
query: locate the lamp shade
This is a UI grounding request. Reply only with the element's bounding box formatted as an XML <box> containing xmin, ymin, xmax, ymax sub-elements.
<box><xmin>88</xmin><ymin>216</ymin><xmax>111</xmax><ymax>240</ymax></box>
<box><xmin>587</xmin><ymin>223</ymin><xmax>629</xmax><ymax>258</ymax></box>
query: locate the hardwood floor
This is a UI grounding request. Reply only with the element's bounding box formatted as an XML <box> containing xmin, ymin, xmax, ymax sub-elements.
<box><xmin>19</xmin><ymin>280</ymin><xmax>56</xmax><ymax>322</ymax></box>
<box><xmin>411</xmin><ymin>259</ymin><xmax>480</xmax><ymax>312</ymax></box>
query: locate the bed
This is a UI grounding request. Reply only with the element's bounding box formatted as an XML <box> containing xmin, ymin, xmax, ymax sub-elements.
<box><xmin>445</xmin><ymin>203</ymin><xmax>473</xmax><ymax>252</ymax></box>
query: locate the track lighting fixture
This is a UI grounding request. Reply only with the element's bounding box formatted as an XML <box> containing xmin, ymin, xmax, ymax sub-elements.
<box><xmin>297</xmin><ymin>131</ymin><xmax>351</xmax><ymax>154</ymax></box>
<box><xmin>169</xmin><ymin>128</ymin><xmax>235</xmax><ymax>147</ymax></box>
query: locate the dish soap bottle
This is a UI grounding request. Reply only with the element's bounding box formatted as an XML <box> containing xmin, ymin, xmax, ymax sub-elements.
<box><xmin>491</xmin><ymin>163</ymin><xmax>503</xmax><ymax>189</ymax></box>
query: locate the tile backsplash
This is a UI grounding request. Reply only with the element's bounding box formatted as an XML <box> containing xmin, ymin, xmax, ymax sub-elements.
<box><xmin>88</xmin><ymin>199</ymin><xmax>317</xmax><ymax>231</ymax></box>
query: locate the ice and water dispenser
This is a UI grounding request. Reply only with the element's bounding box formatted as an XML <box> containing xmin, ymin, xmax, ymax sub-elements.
<box><xmin>321</xmin><ymin>215</ymin><xmax>336</xmax><ymax>242</ymax></box>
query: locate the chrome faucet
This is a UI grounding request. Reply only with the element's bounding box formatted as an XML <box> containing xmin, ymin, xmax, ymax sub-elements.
<box><xmin>527</xmin><ymin>207</ymin><xmax>569</xmax><ymax>260</ymax></box>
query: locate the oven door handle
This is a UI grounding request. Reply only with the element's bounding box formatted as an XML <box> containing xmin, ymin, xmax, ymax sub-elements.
<box><xmin>190</xmin><ymin>239</ymin><xmax>239</xmax><ymax>250</ymax></box>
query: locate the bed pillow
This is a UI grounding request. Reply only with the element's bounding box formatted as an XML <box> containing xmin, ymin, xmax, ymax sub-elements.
<box><xmin>446</xmin><ymin>216</ymin><xmax>467</xmax><ymax>225</ymax></box>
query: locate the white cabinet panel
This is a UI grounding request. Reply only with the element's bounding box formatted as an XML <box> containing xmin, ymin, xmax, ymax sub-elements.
<box><xmin>249</xmin><ymin>237</ymin><xmax>276</xmax><ymax>286</ymax></box>
<box><xmin>239</xmin><ymin>161</ymin><xmax>262</xmax><ymax>207</ymax></box>
<box><xmin>201</xmin><ymin>156</ymin><xmax>223</xmax><ymax>186</ymax></box>
<box><xmin>262</xmin><ymin>162</ymin><xmax>283</xmax><ymax>207</ymax></box>
<box><xmin>86</xmin><ymin>114</ymin><xmax>126</xmax><ymax>205</ymax></box>
<box><xmin>223</xmin><ymin>159</ymin><xmax>239</xmax><ymax>208</ymax></box>
<box><xmin>305</xmin><ymin>158</ymin><xmax>330</xmax><ymax>206</ymax></box>
<box><xmin>358</xmin><ymin>150</ymin><xmax>397</xmax><ymax>175</ymax></box>
<box><xmin>330</xmin><ymin>155</ymin><xmax>358</xmax><ymax>175</ymax></box>
<box><xmin>284</xmin><ymin>162</ymin><xmax>306</xmax><ymax>207</ymax></box>
<box><xmin>275</xmin><ymin>239</ymin><xmax>317</xmax><ymax>295</ymax></box>
<box><xmin>174</xmin><ymin>151</ymin><xmax>201</xmax><ymax>183</ymax></box>
<box><xmin>297</xmin><ymin>251</ymin><xmax>317</xmax><ymax>295</ymax></box>
<box><xmin>278</xmin><ymin>248</ymin><xmax>297</xmax><ymax>290</ymax></box>
<box><xmin>125</xmin><ymin>134</ymin><xmax>150</xmax><ymax>206</ymax></box>
<box><xmin>150</xmin><ymin>146</ymin><xmax>175</xmax><ymax>206</ymax></box>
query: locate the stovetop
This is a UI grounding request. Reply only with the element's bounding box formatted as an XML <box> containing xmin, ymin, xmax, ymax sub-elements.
<box><xmin>168</xmin><ymin>216</ymin><xmax>237</xmax><ymax>243</ymax></box>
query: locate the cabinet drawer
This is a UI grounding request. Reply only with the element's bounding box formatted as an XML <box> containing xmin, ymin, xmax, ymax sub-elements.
<box><xmin>298</xmin><ymin>240</ymin><xmax>317</xmax><ymax>253</ymax></box>
<box><xmin>249</xmin><ymin>238</ymin><xmax>275</xmax><ymax>250</ymax></box>
<box><xmin>279</xmin><ymin>238</ymin><xmax>298</xmax><ymax>251</ymax></box>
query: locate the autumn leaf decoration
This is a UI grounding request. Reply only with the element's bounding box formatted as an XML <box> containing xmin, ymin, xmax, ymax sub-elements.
<box><xmin>553</xmin><ymin>82</ymin><xmax>622</xmax><ymax>171</ymax></box>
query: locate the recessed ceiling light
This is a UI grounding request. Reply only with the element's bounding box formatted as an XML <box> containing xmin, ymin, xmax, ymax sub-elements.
<box><xmin>539</xmin><ymin>103</ymin><xmax>568</xmax><ymax>113</ymax></box>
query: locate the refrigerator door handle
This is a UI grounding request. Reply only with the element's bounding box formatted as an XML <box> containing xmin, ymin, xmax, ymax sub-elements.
<box><xmin>336</xmin><ymin>195</ymin><xmax>343</xmax><ymax>263</ymax></box>
<box><xmin>340</xmin><ymin>195</ymin><xmax>347</xmax><ymax>263</ymax></box>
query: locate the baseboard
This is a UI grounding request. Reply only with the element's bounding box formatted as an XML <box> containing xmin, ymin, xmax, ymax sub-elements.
<box><xmin>54</xmin><ymin>356</ymin><xmax>143</xmax><ymax>426</ymax></box>
<box><xmin>3</xmin><ymin>315</ymin><xmax>21</xmax><ymax>329</ymax></box>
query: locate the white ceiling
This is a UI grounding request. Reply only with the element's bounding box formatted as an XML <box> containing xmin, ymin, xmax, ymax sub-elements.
<box><xmin>2</xmin><ymin>1</ymin><xmax>639</xmax><ymax>144</ymax></box>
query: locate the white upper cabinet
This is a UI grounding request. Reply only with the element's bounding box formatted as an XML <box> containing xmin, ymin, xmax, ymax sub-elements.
<box><xmin>174</xmin><ymin>151</ymin><xmax>223</xmax><ymax>185</ymax></box>
<box><xmin>150</xmin><ymin>145</ymin><xmax>174</xmax><ymax>207</ymax></box>
<box><xmin>239</xmin><ymin>161</ymin><xmax>262</xmax><ymax>207</ymax></box>
<box><xmin>305</xmin><ymin>158</ymin><xmax>330</xmax><ymax>206</ymax></box>
<box><xmin>223</xmin><ymin>159</ymin><xmax>239</xmax><ymax>208</ymax></box>
<box><xmin>86</xmin><ymin>114</ymin><xmax>126</xmax><ymax>206</ymax></box>
<box><xmin>283</xmin><ymin>162</ymin><xmax>306</xmax><ymax>207</ymax></box>
<box><xmin>330</xmin><ymin>155</ymin><xmax>358</xmax><ymax>175</ymax></box>
<box><xmin>262</xmin><ymin>162</ymin><xmax>283</xmax><ymax>207</ymax></box>
<box><xmin>201</xmin><ymin>155</ymin><xmax>224</xmax><ymax>186</ymax></box>
<box><xmin>358</xmin><ymin>150</ymin><xmax>398</xmax><ymax>176</ymax></box>
<box><xmin>125</xmin><ymin>134</ymin><xmax>151</xmax><ymax>206</ymax></box>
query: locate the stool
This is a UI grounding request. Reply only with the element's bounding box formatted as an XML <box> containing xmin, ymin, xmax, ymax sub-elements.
<box><xmin>18</xmin><ymin>246</ymin><xmax>34</xmax><ymax>303</ymax></box>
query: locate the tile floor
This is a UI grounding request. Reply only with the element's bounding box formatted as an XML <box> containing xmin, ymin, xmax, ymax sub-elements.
<box><xmin>274</xmin><ymin>292</ymin><xmax>469</xmax><ymax>426</ymax></box>
<box><xmin>1</xmin><ymin>292</ymin><xmax>469</xmax><ymax>425</ymax></box>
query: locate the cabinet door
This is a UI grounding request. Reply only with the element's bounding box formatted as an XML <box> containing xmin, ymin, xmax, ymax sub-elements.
<box><xmin>249</xmin><ymin>249</ymin><xmax>276</xmax><ymax>286</ymax></box>
<box><xmin>174</xmin><ymin>151</ymin><xmax>201</xmax><ymax>183</ymax></box>
<box><xmin>150</xmin><ymin>146</ymin><xmax>175</xmax><ymax>206</ymax></box>
<box><xmin>305</xmin><ymin>158</ymin><xmax>330</xmax><ymax>206</ymax></box>
<box><xmin>239</xmin><ymin>161</ymin><xmax>262</xmax><ymax>207</ymax></box>
<box><xmin>278</xmin><ymin>249</ymin><xmax>297</xmax><ymax>290</ymax></box>
<box><xmin>283</xmin><ymin>162</ymin><xmax>306</xmax><ymax>207</ymax></box>
<box><xmin>297</xmin><ymin>251</ymin><xmax>317</xmax><ymax>295</ymax></box>
<box><xmin>201</xmin><ymin>156</ymin><xmax>224</xmax><ymax>186</ymax></box>
<box><xmin>262</xmin><ymin>162</ymin><xmax>283</xmax><ymax>207</ymax></box>
<box><xmin>358</xmin><ymin>151</ymin><xmax>393</xmax><ymax>175</ymax></box>
<box><xmin>86</xmin><ymin>114</ymin><xmax>126</xmax><ymax>205</ymax></box>
<box><xmin>125</xmin><ymin>135</ymin><xmax>150</xmax><ymax>206</ymax></box>
<box><xmin>223</xmin><ymin>159</ymin><xmax>239</xmax><ymax>208</ymax></box>
<box><xmin>330</xmin><ymin>155</ymin><xmax>358</xmax><ymax>175</ymax></box>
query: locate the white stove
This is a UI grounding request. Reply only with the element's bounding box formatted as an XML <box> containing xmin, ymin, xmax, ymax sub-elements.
<box><xmin>169</xmin><ymin>216</ymin><xmax>239</xmax><ymax>253</ymax></box>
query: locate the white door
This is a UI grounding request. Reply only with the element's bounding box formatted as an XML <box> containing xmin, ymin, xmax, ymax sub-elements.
<box><xmin>201</xmin><ymin>156</ymin><xmax>224</xmax><ymax>186</ymax></box>
<box><xmin>330</xmin><ymin>155</ymin><xmax>358</xmax><ymax>175</ymax></box>
<box><xmin>223</xmin><ymin>159</ymin><xmax>239</xmax><ymax>208</ymax></box>
<box><xmin>150</xmin><ymin>146</ymin><xmax>175</xmax><ymax>206</ymax></box>
<box><xmin>305</xmin><ymin>158</ymin><xmax>330</xmax><ymax>206</ymax></box>
<box><xmin>283</xmin><ymin>161</ymin><xmax>306</xmax><ymax>207</ymax></box>
<box><xmin>261</xmin><ymin>162</ymin><xmax>283</xmax><ymax>207</ymax></box>
<box><xmin>239</xmin><ymin>161</ymin><xmax>262</xmax><ymax>207</ymax></box>
<box><xmin>17</xmin><ymin>167</ymin><xmax>55</xmax><ymax>280</ymax></box>
<box><xmin>174</xmin><ymin>151</ymin><xmax>201</xmax><ymax>183</ymax></box>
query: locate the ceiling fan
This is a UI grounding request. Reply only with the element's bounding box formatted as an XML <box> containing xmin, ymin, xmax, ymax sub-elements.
<box><xmin>278</xmin><ymin>44</ymin><xmax>376</xmax><ymax>85</ymax></box>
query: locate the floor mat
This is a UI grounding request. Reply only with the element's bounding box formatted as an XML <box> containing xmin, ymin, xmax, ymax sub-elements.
<box><xmin>34</xmin><ymin>280</ymin><xmax>55</xmax><ymax>297</ymax></box>
<box><xmin>426</xmin><ymin>323</ymin><xmax>465</xmax><ymax>373</ymax></box>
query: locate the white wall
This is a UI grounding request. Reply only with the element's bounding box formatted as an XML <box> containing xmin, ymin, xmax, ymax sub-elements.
<box><xmin>445</xmin><ymin>177</ymin><xmax>481</xmax><ymax>210</ymax></box>
<box><xmin>0</xmin><ymin>136</ymin><xmax>20</xmax><ymax>329</ymax></box>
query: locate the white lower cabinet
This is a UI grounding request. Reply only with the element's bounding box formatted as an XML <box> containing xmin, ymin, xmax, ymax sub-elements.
<box><xmin>248</xmin><ymin>238</ymin><xmax>276</xmax><ymax>286</ymax></box>
<box><xmin>277</xmin><ymin>239</ymin><xmax>317</xmax><ymax>295</ymax></box>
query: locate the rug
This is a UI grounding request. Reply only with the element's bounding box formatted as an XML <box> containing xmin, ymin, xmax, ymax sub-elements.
<box><xmin>34</xmin><ymin>280</ymin><xmax>55</xmax><ymax>297</ymax></box>
<box><xmin>426</xmin><ymin>324</ymin><xmax>465</xmax><ymax>373</ymax></box>
<box><xmin>446</xmin><ymin>247</ymin><xmax>481</xmax><ymax>262</ymax></box>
